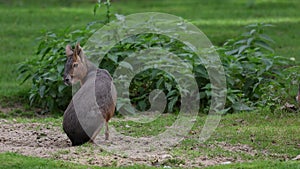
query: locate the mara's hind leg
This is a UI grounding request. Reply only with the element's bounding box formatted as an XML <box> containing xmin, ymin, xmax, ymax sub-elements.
<box><xmin>105</xmin><ymin>121</ymin><xmax>109</xmax><ymax>140</ymax></box>
<box><xmin>88</xmin><ymin>139</ymin><xmax>95</xmax><ymax>144</ymax></box>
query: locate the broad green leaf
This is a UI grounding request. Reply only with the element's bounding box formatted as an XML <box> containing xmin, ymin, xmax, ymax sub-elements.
<box><xmin>232</xmin><ymin>102</ymin><xmax>253</xmax><ymax>111</ymax></box>
<box><xmin>119</xmin><ymin>61</ymin><xmax>133</xmax><ymax>71</ymax></box>
<box><xmin>238</xmin><ymin>45</ymin><xmax>249</xmax><ymax>55</ymax></box>
<box><xmin>259</xmin><ymin>34</ymin><xmax>275</xmax><ymax>43</ymax></box>
<box><xmin>255</xmin><ymin>41</ymin><xmax>274</xmax><ymax>53</ymax></box>
<box><xmin>225</xmin><ymin>49</ymin><xmax>238</xmax><ymax>56</ymax></box>
<box><xmin>39</xmin><ymin>85</ymin><xmax>46</xmax><ymax>98</ymax></box>
<box><xmin>156</xmin><ymin>78</ymin><xmax>164</xmax><ymax>88</ymax></box>
<box><xmin>233</xmin><ymin>39</ymin><xmax>247</xmax><ymax>45</ymax></box>
<box><xmin>58</xmin><ymin>85</ymin><xmax>66</xmax><ymax>93</ymax></box>
<box><xmin>168</xmin><ymin>96</ymin><xmax>178</xmax><ymax>113</ymax></box>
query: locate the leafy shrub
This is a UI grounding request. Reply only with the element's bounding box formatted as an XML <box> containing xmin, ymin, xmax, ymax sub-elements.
<box><xmin>259</xmin><ymin>66</ymin><xmax>300</xmax><ymax>112</ymax></box>
<box><xmin>219</xmin><ymin>23</ymin><xmax>290</xmax><ymax>112</ymax></box>
<box><xmin>17</xmin><ymin>1</ymin><xmax>290</xmax><ymax>114</ymax></box>
<box><xmin>99</xmin><ymin>34</ymin><xmax>188</xmax><ymax>114</ymax></box>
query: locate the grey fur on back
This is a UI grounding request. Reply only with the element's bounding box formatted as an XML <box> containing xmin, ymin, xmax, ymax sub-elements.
<box><xmin>63</xmin><ymin>67</ymin><xmax>116</xmax><ymax>146</ymax></box>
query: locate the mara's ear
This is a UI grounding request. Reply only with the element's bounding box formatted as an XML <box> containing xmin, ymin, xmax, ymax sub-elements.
<box><xmin>75</xmin><ymin>42</ymin><xmax>85</xmax><ymax>61</ymax></box>
<box><xmin>65</xmin><ymin>45</ymin><xmax>73</xmax><ymax>57</ymax></box>
<box><xmin>75</xmin><ymin>43</ymin><xmax>82</xmax><ymax>55</ymax></box>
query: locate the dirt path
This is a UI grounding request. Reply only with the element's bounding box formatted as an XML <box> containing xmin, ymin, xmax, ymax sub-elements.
<box><xmin>0</xmin><ymin>119</ymin><xmax>260</xmax><ymax>168</ymax></box>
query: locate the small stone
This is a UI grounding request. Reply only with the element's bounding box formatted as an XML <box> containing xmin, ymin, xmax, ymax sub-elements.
<box><xmin>0</xmin><ymin>119</ymin><xmax>8</xmax><ymax>123</ymax></box>
<box><xmin>221</xmin><ymin>161</ymin><xmax>232</xmax><ymax>165</ymax></box>
<box><xmin>161</xmin><ymin>154</ymin><xmax>172</xmax><ymax>159</ymax></box>
<box><xmin>292</xmin><ymin>155</ymin><xmax>300</xmax><ymax>160</ymax></box>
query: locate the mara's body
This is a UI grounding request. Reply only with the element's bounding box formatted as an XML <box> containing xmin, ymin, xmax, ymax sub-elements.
<box><xmin>63</xmin><ymin>43</ymin><xmax>116</xmax><ymax>146</ymax></box>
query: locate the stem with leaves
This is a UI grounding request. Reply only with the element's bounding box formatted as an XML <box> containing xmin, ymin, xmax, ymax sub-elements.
<box><xmin>94</xmin><ymin>0</ymin><xmax>111</xmax><ymax>24</ymax></box>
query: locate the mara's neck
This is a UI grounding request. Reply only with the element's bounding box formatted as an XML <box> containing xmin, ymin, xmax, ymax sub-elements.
<box><xmin>81</xmin><ymin>60</ymin><xmax>97</xmax><ymax>86</ymax></box>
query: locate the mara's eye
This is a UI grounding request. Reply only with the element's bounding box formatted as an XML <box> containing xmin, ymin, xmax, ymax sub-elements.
<box><xmin>73</xmin><ymin>63</ymin><xmax>78</xmax><ymax>68</ymax></box>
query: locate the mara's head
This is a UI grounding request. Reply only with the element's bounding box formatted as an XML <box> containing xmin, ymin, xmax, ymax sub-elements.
<box><xmin>64</xmin><ymin>43</ymin><xmax>88</xmax><ymax>86</ymax></box>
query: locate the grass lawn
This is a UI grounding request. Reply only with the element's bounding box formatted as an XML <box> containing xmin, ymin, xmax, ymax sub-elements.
<box><xmin>1</xmin><ymin>0</ymin><xmax>300</xmax><ymax>168</ymax></box>
<box><xmin>0</xmin><ymin>0</ymin><xmax>299</xmax><ymax>98</ymax></box>
<box><xmin>1</xmin><ymin>110</ymin><xmax>300</xmax><ymax>168</ymax></box>
<box><xmin>1</xmin><ymin>152</ymin><xmax>300</xmax><ymax>169</ymax></box>
<box><xmin>0</xmin><ymin>152</ymin><xmax>154</xmax><ymax>169</ymax></box>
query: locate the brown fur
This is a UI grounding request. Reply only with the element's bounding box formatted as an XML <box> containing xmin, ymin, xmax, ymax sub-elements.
<box><xmin>63</xmin><ymin>43</ymin><xmax>116</xmax><ymax>146</ymax></box>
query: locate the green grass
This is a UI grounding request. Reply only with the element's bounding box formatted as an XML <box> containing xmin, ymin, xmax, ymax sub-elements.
<box><xmin>111</xmin><ymin>114</ymin><xmax>178</xmax><ymax>137</ymax></box>
<box><xmin>206</xmin><ymin>160</ymin><xmax>300</xmax><ymax>169</ymax></box>
<box><xmin>170</xmin><ymin>110</ymin><xmax>300</xmax><ymax>162</ymax></box>
<box><xmin>0</xmin><ymin>0</ymin><xmax>299</xmax><ymax>99</ymax></box>
<box><xmin>1</xmin><ymin>110</ymin><xmax>300</xmax><ymax>168</ymax></box>
<box><xmin>212</xmin><ymin>110</ymin><xmax>300</xmax><ymax>156</ymax></box>
<box><xmin>1</xmin><ymin>152</ymin><xmax>300</xmax><ymax>169</ymax></box>
<box><xmin>1</xmin><ymin>151</ymin><xmax>300</xmax><ymax>169</ymax></box>
<box><xmin>0</xmin><ymin>1</ymin><xmax>96</xmax><ymax>97</ymax></box>
<box><xmin>111</xmin><ymin>109</ymin><xmax>300</xmax><ymax>160</ymax></box>
<box><xmin>0</xmin><ymin>152</ymin><xmax>156</xmax><ymax>169</ymax></box>
<box><xmin>112</xmin><ymin>110</ymin><xmax>300</xmax><ymax>166</ymax></box>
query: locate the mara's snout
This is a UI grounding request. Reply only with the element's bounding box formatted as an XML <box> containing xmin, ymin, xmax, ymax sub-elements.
<box><xmin>63</xmin><ymin>74</ymin><xmax>72</xmax><ymax>86</ymax></box>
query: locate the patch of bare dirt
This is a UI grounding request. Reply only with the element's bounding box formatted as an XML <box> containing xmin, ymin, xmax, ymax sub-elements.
<box><xmin>0</xmin><ymin>119</ymin><xmax>175</xmax><ymax>167</ymax></box>
<box><xmin>0</xmin><ymin>120</ymin><xmax>70</xmax><ymax>156</ymax></box>
<box><xmin>0</xmin><ymin>103</ymin><xmax>44</xmax><ymax>116</ymax></box>
<box><xmin>0</xmin><ymin>119</ymin><xmax>268</xmax><ymax>168</ymax></box>
<box><xmin>216</xmin><ymin>141</ymin><xmax>258</xmax><ymax>156</ymax></box>
<box><xmin>0</xmin><ymin>104</ymin><xmax>23</xmax><ymax>114</ymax></box>
<box><xmin>185</xmin><ymin>156</ymin><xmax>244</xmax><ymax>167</ymax></box>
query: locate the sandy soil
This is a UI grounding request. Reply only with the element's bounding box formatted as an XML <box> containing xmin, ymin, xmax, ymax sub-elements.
<box><xmin>0</xmin><ymin>119</ymin><xmax>262</xmax><ymax>168</ymax></box>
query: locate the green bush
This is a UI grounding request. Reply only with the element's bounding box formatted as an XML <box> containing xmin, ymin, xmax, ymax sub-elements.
<box><xmin>219</xmin><ymin>23</ymin><xmax>290</xmax><ymax>112</ymax></box>
<box><xmin>259</xmin><ymin>66</ymin><xmax>300</xmax><ymax>112</ymax></box>
<box><xmin>99</xmin><ymin>34</ymin><xmax>188</xmax><ymax>114</ymax></box>
<box><xmin>17</xmin><ymin>2</ymin><xmax>291</xmax><ymax>114</ymax></box>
